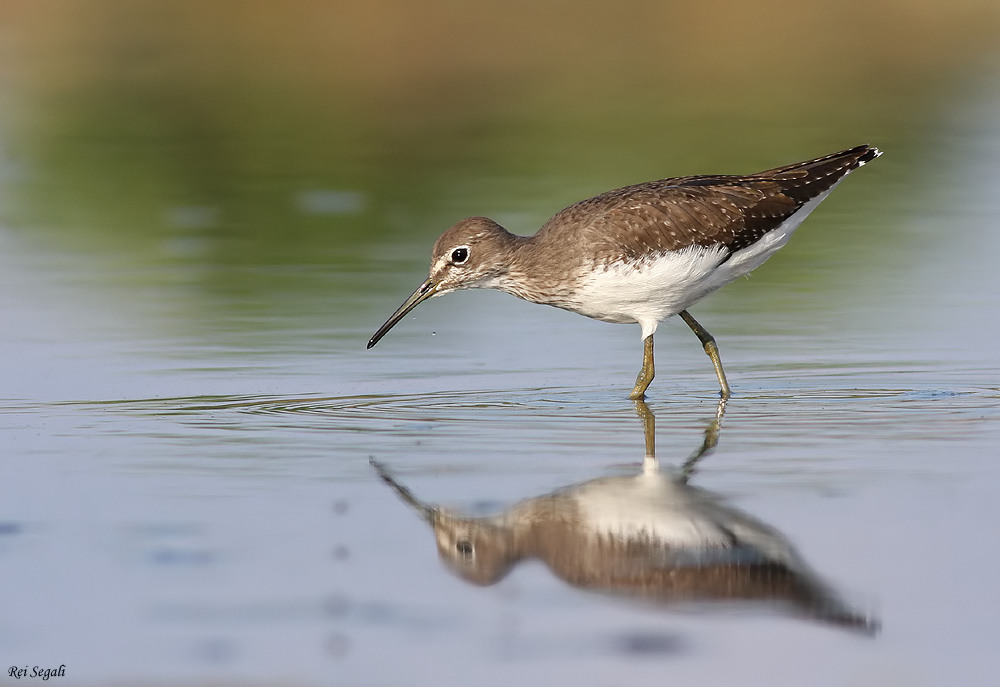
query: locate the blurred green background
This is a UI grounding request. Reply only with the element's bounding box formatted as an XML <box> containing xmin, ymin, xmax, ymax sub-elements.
<box><xmin>1</xmin><ymin>0</ymin><xmax>998</xmax><ymax>340</ymax></box>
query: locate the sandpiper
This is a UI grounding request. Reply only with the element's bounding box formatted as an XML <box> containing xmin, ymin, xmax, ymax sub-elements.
<box><xmin>370</xmin><ymin>406</ymin><xmax>877</xmax><ymax>633</ymax></box>
<box><xmin>368</xmin><ymin>144</ymin><xmax>881</xmax><ymax>399</ymax></box>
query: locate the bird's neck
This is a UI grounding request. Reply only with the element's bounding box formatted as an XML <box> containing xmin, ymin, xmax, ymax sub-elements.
<box><xmin>495</xmin><ymin>231</ymin><xmax>585</xmax><ymax>306</ymax></box>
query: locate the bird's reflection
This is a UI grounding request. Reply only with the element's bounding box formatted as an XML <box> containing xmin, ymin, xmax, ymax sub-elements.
<box><xmin>372</xmin><ymin>399</ymin><xmax>878</xmax><ymax>634</ymax></box>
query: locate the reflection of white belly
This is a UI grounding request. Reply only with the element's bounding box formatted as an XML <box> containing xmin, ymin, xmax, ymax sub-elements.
<box><xmin>568</xmin><ymin>184</ymin><xmax>840</xmax><ymax>339</ymax></box>
<box><xmin>572</xmin><ymin>475</ymin><xmax>733</xmax><ymax>548</ymax></box>
<box><xmin>569</xmin><ymin>472</ymin><xmax>803</xmax><ymax>567</ymax></box>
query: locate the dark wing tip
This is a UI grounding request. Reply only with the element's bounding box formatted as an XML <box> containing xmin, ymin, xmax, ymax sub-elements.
<box><xmin>856</xmin><ymin>144</ymin><xmax>883</xmax><ymax>166</ymax></box>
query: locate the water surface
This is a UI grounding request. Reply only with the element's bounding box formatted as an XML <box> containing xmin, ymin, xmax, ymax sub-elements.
<box><xmin>1</xmin><ymin>5</ymin><xmax>1000</xmax><ymax>686</ymax></box>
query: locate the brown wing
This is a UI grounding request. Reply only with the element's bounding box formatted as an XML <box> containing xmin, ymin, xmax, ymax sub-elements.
<box><xmin>539</xmin><ymin>145</ymin><xmax>879</xmax><ymax>266</ymax></box>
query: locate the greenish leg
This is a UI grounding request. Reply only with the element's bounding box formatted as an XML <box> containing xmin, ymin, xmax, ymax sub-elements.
<box><xmin>680</xmin><ymin>396</ymin><xmax>728</xmax><ymax>483</ymax></box>
<box><xmin>632</xmin><ymin>399</ymin><xmax>656</xmax><ymax>459</ymax></box>
<box><xmin>679</xmin><ymin>310</ymin><xmax>732</xmax><ymax>399</ymax></box>
<box><xmin>629</xmin><ymin>336</ymin><xmax>655</xmax><ymax>401</ymax></box>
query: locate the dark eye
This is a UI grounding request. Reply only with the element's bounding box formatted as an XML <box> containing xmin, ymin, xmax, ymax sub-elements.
<box><xmin>456</xmin><ymin>540</ymin><xmax>473</xmax><ymax>557</ymax></box>
<box><xmin>451</xmin><ymin>247</ymin><xmax>469</xmax><ymax>264</ymax></box>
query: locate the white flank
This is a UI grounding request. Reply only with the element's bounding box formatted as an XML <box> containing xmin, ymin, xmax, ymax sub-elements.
<box><xmin>572</xmin><ymin>474</ymin><xmax>735</xmax><ymax>547</ymax></box>
<box><xmin>570</xmin><ymin>472</ymin><xmax>802</xmax><ymax>565</ymax></box>
<box><xmin>570</xmin><ymin>180</ymin><xmax>846</xmax><ymax>339</ymax></box>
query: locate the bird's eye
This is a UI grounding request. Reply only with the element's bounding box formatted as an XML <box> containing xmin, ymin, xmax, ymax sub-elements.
<box><xmin>456</xmin><ymin>540</ymin><xmax>473</xmax><ymax>557</ymax></box>
<box><xmin>450</xmin><ymin>246</ymin><xmax>469</xmax><ymax>264</ymax></box>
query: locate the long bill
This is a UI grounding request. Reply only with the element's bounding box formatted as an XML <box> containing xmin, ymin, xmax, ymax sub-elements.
<box><xmin>367</xmin><ymin>278</ymin><xmax>439</xmax><ymax>349</ymax></box>
<box><xmin>369</xmin><ymin>459</ymin><xmax>438</xmax><ymax>526</ymax></box>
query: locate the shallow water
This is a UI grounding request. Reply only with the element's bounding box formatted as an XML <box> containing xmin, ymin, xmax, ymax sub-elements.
<box><xmin>3</xmin><ymin>6</ymin><xmax>1000</xmax><ymax>686</ymax></box>
<box><xmin>3</xmin><ymin>377</ymin><xmax>999</xmax><ymax>684</ymax></box>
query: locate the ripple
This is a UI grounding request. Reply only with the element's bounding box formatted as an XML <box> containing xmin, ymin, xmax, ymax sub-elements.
<box><xmin>50</xmin><ymin>377</ymin><xmax>999</xmax><ymax>434</ymax></box>
<box><xmin>34</xmin><ymin>379</ymin><xmax>999</xmax><ymax>483</ymax></box>
<box><xmin>81</xmin><ymin>387</ymin><xmax>650</xmax><ymax>425</ymax></box>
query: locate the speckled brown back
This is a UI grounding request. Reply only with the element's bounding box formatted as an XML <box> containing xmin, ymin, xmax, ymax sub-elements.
<box><xmin>530</xmin><ymin>144</ymin><xmax>879</xmax><ymax>268</ymax></box>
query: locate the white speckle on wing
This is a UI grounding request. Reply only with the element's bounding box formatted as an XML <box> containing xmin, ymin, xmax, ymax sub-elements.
<box><xmin>857</xmin><ymin>147</ymin><xmax>882</xmax><ymax>166</ymax></box>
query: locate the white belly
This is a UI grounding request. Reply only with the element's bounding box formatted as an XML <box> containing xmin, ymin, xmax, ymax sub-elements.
<box><xmin>570</xmin><ymin>474</ymin><xmax>735</xmax><ymax>548</ymax></box>
<box><xmin>567</xmin><ymin>472</ymin><xmax>802</xmax><ymax>567</ymax></box>
<box><xmin>568</xmin><ymin>184</ymin><xmax>840</xmax><ymax>338</ymax></box>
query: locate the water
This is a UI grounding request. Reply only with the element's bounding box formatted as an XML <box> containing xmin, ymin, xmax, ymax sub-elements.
<box><xmin>2</xmin><ymin>5</ymin><xmax>1000</xmax><ymax>685</ymax></box>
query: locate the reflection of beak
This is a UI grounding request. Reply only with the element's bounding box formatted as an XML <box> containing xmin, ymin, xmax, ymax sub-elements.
<box><xmin>367</xmin><ymin>278</ymin><xmax>438</xmax><ymax>349</ymax></box>
<box><xmin>370</xmin><ymin>459</ymin><xmax>437</xmax><ymax>526</ymax></box>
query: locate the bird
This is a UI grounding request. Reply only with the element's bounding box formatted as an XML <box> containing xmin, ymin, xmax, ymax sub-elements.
<box><xmin>370</xmin><ymin>453</ymin><xmax>877</xmax><ymax>633</ymax></box>
<box><xmin>368</xmin><ymin>144</ymin><xmax>881</xmax><ymax>399</ymax></box>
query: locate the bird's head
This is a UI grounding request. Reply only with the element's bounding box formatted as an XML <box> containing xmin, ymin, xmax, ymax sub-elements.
<box><xmin>367</xmin><ymin>217</ymin><xmax>516</xmax><ymax>348</ymax></box>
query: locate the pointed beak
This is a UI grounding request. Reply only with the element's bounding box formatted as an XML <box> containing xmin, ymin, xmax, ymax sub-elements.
<box><xmin>367</xmin><ymin>278</ymin><xmax>439</xmax><ymax>349</ymax></box>
<box><xmin>370</xmin><ymin>458</ymin><xmax>438</xmax><ymax>526</ymax></box>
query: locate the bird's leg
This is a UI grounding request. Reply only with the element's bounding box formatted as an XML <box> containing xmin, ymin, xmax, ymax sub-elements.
<box><xmin>629</xmin><ymin>336</ymin><xmax>655</xmax><ymax>400</ymax></box>
<box><xmin>678</xmin><ymin>310</ymin><xmax>732</xmax><ymax>399</ymax></box>
<box><xmin>679</xmin><ymin>396</ymin><xmax>727</xmax><ymax>483</ymax></box>
<box><xmin>632</xmin><ymin>399</ymin><xmax>656</xmax><ymax>461</ymax></box>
